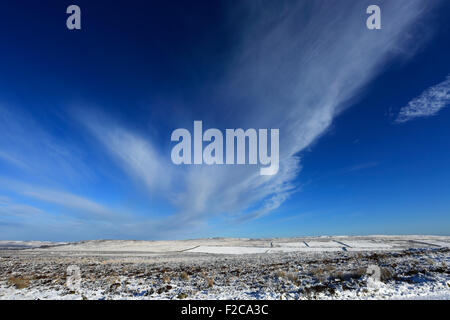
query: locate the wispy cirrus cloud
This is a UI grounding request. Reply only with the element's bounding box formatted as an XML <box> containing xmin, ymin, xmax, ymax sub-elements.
<box><xmin>0</xmin><ymin>180</ymin><xmax>202</xmax><ymax>240</ymax></box>
<box><xmin>77</xmin><ymin>112</ymin><xmax>172</xmax><ymax>193</ymax></box>
<box><xmin>0</xmin><ymin>105</ymin><xmax>92</xmax><ymax>183</ymax></box>
<box><xmin>396</xmin><ymin>74</ymin><xmax>450</xmax><ymax>123</ymax></box>
<box><xmin>76</xmin><ymin>0</ymin><xmax>440</xmax><ymax>230</ymax></box>
<box><xmin>0</xmin><ymin>1</ymin><xmax>445</xmax><ymax>240</ymax></box>
<box><xmin>0</xmin><ymin>179</ymin><xmax>116</xmax><ymax>220</ymax></box>
<box><xmin>0</xmin><ymin>202</ymin><xmax>44</xmax><ymax>218</ymax></box>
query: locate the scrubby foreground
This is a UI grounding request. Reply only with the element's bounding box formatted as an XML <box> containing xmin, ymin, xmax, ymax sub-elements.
<box><xmin>0</xmin><ymin>236</ymin><xmax>449</xmax><ymax>300</ymax></box>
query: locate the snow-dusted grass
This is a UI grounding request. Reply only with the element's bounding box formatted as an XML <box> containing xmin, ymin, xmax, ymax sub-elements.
<box><xmin>304</xmin><ymin>241</ymin><xmax>343</xmax><ymax>248</ymax></box>
<box><xmin>337</xmin><ymin>240</ymin><xmax>392</xmax><ymax>248</ymax></box>
<box><xmin>1</xmin><ymin>236</ymin><xmax>449</xmax><ymax>300</ymax></box>
<box><xmin>187</xmin><ymin>246</ymin><xmax>269</xmax><ymax>254</ymax></box>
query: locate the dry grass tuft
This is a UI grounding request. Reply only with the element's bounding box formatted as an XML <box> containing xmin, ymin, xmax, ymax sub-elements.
<box><xmin>380</xmin><ymin>267</ymin><xmax>395</xmax><ymax>282</ymax></box>
<box><xmin>332</xmin><ymin>268</ymin><xmax>366</xmax><ymax>281</ymax></box>
<box><xmin>311</xmin><ymin>268</ymin><xmax>327</xmax><ymax>282</ymax></box>
<box><xmin>287</xmin><ymin>272</ymin><xmax>299</xmax><ymax>285</ymax></box>
<box><xmin>177</xmin><ymin>292</ymin><xmax>188</xmax><ymax>299</ymax></box>
<box><xmin>180</xmin><ymin>272</ymin><xmax>189</xmax><ymax>281</ymax></box>
<box><xmin>8</xmin><ymin>277</ymin><xmax>30</xmax><ymax>289</ymax></box>
<box><xmin>207</xmin><ymin>277</ymin><xmax>214</xmax><ymax>288</ymax></box>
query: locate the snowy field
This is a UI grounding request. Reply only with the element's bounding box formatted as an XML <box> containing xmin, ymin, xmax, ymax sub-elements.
<box><xmin>0</xmin><ymin>235</ymin><xmax>449</xmax><ymax>300</ymax></box>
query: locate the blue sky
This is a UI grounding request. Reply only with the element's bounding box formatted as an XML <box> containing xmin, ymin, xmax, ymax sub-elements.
<box><xmin>0</xmin><ymin>0</ymin><xmax>449</xmax><ymax>241</ymax></box>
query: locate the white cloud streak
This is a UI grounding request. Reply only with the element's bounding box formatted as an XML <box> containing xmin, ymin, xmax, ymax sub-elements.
<box><xmin>0</xmin><ymin>179</ymin><xmax>116</xmax><ymax>220</ymax></box>
<box><xmin>0</xmin><ymin>105</ymin><xmax>92</xmax><ymax>183</ymax></box>
<box><xmin>0</xmin><ymin>203</ymin><xmax>44</xmax><ymax>218</ymax></box>
<box><xmin>74</xmin><ymin>1</ymin><xmax>441</xmax><ymax>234</ymax></box>
<box><xmin>396</xmin><ymin>74</ymin><xmax>450</xmax><ymax>123</ymax></box>
<box><xmin>77</xmin><ymin>112</ymin><xmax>172</xmax><ymax>193</ymax></box>
<box><xmin>167</xmin><ymin>0</ymin><xmax>439</xmax><ymax>224</ymax></box>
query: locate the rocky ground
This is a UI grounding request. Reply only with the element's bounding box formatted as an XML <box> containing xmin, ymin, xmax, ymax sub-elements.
<box><xmin>0</xmin><ymin>236</ymin><xmax>449</xmax><ymax>300</ymax></box>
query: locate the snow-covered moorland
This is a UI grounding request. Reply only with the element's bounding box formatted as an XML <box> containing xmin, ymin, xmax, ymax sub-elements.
<box><xmin>0</xmin><ymin>236</ymin><xmax>449</xmax><ymax>300</ymax></box>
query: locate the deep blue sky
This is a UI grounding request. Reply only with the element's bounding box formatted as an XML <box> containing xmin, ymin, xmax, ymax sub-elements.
<box><xmin>0</xmin><ymin>1</ymin><xmax>449</xmax><ymax>240</ymax></box>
